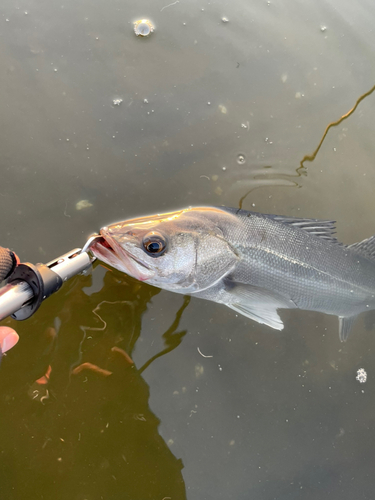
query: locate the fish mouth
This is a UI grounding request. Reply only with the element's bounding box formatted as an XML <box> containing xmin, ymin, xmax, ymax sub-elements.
<box><xmin>90</xmin><ymin>231</ymin><xmax>151</xmax><ymax>281</ymax></box>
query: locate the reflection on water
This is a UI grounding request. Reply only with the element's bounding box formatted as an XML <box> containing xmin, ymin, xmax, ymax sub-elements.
<box><xmin>0</xmin><ymin>270</ymin><xmax>186</xmax><ymax>499</ymax></box>
<box><xmin>1</xmin><ymin>0</ymin><xmax>375</xmax><ymax>497</ymax></box>
<box><xmin>139</xmin><ymin>296</ymin><xmax>190</xmax><ymax>374</ymax></box>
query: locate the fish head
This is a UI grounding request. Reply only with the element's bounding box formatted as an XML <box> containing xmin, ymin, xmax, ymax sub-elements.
<box><xmin>91</xmin><ymin>207</ymin><xmax>239</xmax><ymax>293</ymax></box>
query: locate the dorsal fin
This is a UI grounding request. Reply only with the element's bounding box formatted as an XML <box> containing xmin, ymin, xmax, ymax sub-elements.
<box><xmin>219</xmin><ymin>207</ymin><xmax>338</xmax><ymax>243</ymax></box>
<box><xmin>268</xmin><ymin>215</ymin><xmax>337</xmax><ymax>241</ymax></box>
<box><xmin>348</xmin><ymin>235</ymin><xmax>375</xmax><ymax>261</ymax></box>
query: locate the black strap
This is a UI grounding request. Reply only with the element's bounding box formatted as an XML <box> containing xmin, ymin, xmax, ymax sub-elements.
<box><xmin>0</xmin><ymin>247</ymin><xmax>17</xmax><ymax>281</ymax></box>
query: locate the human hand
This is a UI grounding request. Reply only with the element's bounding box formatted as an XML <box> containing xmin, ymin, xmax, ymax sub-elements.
<box><xmin>0</xmin><ymin>247</ymin><xmax>20</xmax><ymax>353</ymax></box>
<box><xmin>0</xmin><ymin>246</ymin><xmax>19</xmax><ymax>282</ymax></box>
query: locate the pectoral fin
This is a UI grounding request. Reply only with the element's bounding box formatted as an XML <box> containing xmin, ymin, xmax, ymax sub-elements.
<box><xmin>338</xmin><ymin>315</ymin><xmax>358</xmax><ymax>342</ymax></box>
<box><xmin>225</xmin><ymin>284</ymin><xmax>295</xmax><ymax>331</ymax></box>
<box><xmin>228</xmin><ymin>302</ymin><xmax>285</xmax><ymax>330</ymax></box>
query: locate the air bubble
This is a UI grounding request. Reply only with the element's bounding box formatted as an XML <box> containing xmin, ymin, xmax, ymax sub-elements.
<box><xmin>134</xmin><ymin>19</ymin><xmax>154</xmax><ymax>37</ymax></box>
<box><xmin>112</xmin><ymin>98</ymin><xmax>123</xmax><ymax>106</ymax></box>
<box><xmin>356</xmin><ymin>368</ymin><xmax>367</xmax><ymax>383</ymax></box>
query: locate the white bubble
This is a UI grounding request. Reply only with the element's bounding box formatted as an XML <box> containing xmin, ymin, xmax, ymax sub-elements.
<box><xmin>356</xmin><ymin>368</ymin><xmax>367</xmax><ymax>383</ymax></box>
<box><xmin>134</xmin><ymin>19</ymin><xmax>154</xmax><ymax>37</ymax></box>
<box><xmin>237</xmin><ymin>154</ymin><xmax>246</xmax><ymax>164</ymax></box>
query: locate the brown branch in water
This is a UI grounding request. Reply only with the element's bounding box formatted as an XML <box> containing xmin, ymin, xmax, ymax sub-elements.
<box><xmin>298</xmin><ymin>84</ymin><xmax>375</xmax><ymax>171</ymax></box>
<box><xmin>71</xmin><ymin>362</ymin><xmax>112</xmax><ymax>377</ymax></box>
<box><xmin>238</xmin><ymin>83</ymin><xmax>375</xmax><ymax>208</ymax></box>
<box><xmin>111</xmin><ymin>346</ymin><xmax>134</xmax><ymax>366</ymax></box>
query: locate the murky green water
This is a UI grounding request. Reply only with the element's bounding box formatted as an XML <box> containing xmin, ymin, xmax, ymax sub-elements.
<box><xmin>1</xmin><ymin>0</ymin><xmax>375</xmax><ymax>498</ymax></box>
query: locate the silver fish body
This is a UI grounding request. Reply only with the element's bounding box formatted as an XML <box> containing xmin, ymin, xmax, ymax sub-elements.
<box><xmin>91</xmin><ymin>206</ymin><xmax>375</xmax><ymax>340</ymax></box>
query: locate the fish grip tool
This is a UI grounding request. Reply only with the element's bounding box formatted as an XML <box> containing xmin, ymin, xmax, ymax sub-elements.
<box><xmin>9</xmin><ymin>263</ymin><xmax>63</xmax><ymax>320</ymax></box>
<box><xmin>0</xmin><ymin>246</ymin><xmax>97</xmax><ymax>322</ymax></box>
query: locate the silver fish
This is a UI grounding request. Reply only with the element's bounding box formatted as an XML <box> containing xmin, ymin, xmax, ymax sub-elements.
<box><xmin>90</xmin><ymin>206</ymin><xmax>375</xmax><ymax>341</ymax></box>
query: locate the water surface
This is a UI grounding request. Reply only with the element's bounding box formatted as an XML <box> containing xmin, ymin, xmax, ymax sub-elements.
<box><xmin>1</xmin><ymin>0</ymin><xmax>375</xmax><ymax>498</ymax></box>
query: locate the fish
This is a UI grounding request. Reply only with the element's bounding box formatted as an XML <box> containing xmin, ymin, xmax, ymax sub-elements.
<box><xmin>90</xmin><ymin>206</ymin><xmax>375</xmax><ymax>341</ymax></box>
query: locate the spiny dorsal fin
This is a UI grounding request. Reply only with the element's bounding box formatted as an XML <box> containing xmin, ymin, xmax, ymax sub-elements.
<box><xmin>218</xmin><ymin>207</ymin><xmax>339</xmax><ymax>243</ymax></box>
<box><xmin>269</xmin><ymin>215</ymin><xmax>337</xmax><ymax>242</ymax></box>
<box><xmin>348</xmin><ymin>236</ymin><xmax>375</xmax><ymax>261</ymax></box>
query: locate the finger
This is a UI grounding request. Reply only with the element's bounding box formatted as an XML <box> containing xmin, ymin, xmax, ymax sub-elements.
<box><xmin>0</xmin><ymin>327</ymin><xmax>19</xmax><ymax>353</ymax></box>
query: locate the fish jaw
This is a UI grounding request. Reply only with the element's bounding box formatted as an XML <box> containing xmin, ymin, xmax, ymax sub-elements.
<box><xmin>90</xmin><ymin>229</ymin><xmax>152</xmax><ymax>281</ymax></box>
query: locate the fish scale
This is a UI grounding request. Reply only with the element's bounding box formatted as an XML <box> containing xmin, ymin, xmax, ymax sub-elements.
<box><xmin>220</xmin><ymin>210</ymin><xmax>371</xmax><ymax>281</ymax></box>
<box><xmin>221</xmin><ymin>210</ymin><xmax>375</xmax><ymax>313</ymax></box>
<box><xmin>91</xmin><ymin>206</ymin><xmax>375</xmax><ymax>341</ymax></box>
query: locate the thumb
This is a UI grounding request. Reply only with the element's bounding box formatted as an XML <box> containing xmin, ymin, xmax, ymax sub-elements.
<box><xmin>0</xmin><ymin>327</ymin><xmax>19</xmax><ymax>353</ymax></box>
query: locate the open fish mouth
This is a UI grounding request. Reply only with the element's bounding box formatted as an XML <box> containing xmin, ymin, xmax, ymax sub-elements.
<box><xmin>90</xmin><ymin>231</ymin><xmax>151</xmax><ymax>281</ymax></box>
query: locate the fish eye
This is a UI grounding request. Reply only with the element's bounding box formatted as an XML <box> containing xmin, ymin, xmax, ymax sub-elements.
<box><xmin>142</xmin><ymin>232</ymin><xmax>167</xmax><ymax>257</ymax></box>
